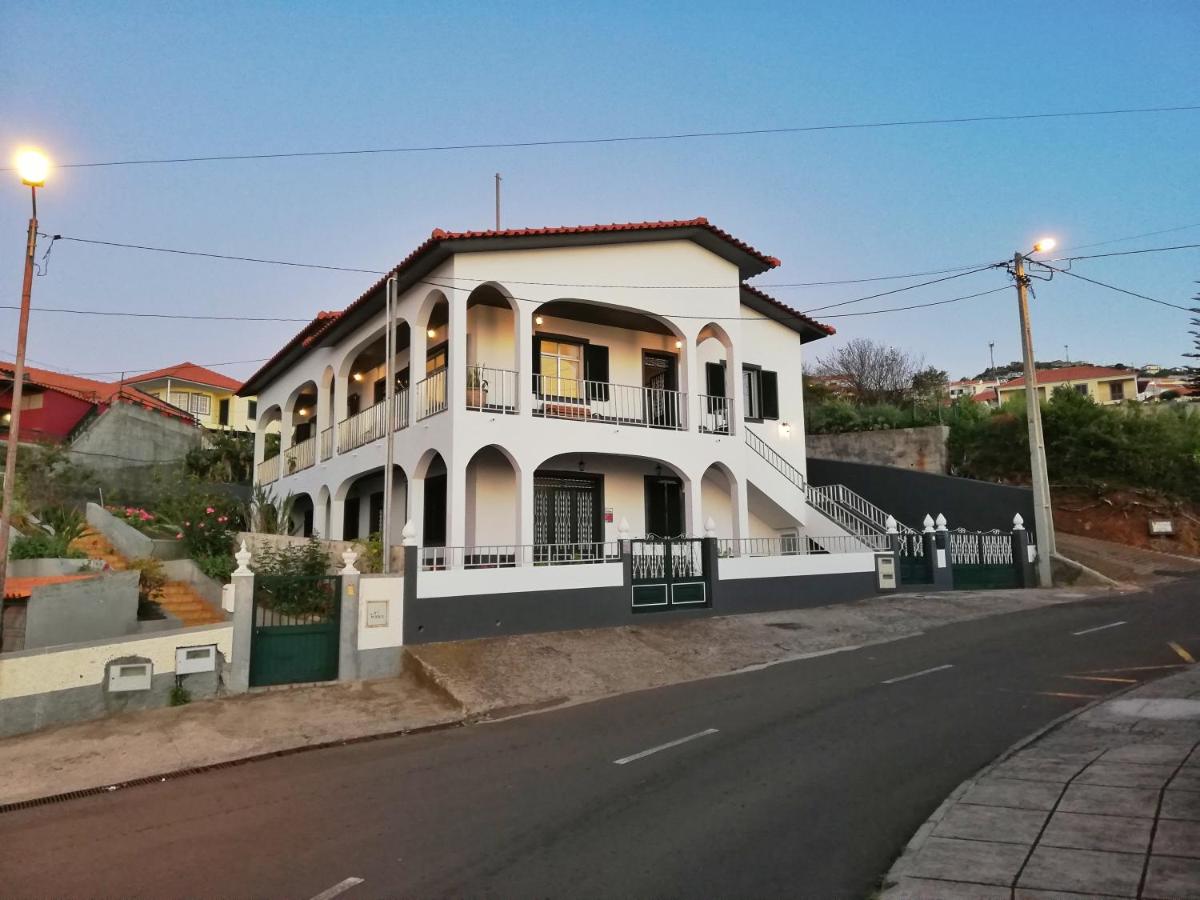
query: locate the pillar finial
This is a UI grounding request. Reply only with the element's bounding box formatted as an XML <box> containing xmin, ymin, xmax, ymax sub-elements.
<box><xmin>704</xmin><ymin>516</ymin><xmax>717</xmax><ymax>538</ymax></box>
<box><xmin>401</xmin><ymin>519</ymin><xmax>417</xmax><ymax>546</ymax></box>
<box><xmin>340</xmin><ymin>548</ymin><xmax>360</xmax><ymax>575</ymax></box>
<box><xmin>1012</xmin><ymin>513</ymin><xmax>1025</xmax><ymax>531</ymax></box>
<box><xmin>935</xmin><ymin>513</ymin><xmax>947</xmax><ymax>532</ymax></box>
<box><xmin>618</xmin><ymin>517</ymin><xmax>630</xmax><ymax>538</ymax></box>
<box><xmin>922</xmin><ymin>514</ymin><xmax>934</xmax><ymax>533</ymax></box>
<box><xmin>233</xmin><ymin>540</ymin><xmax>253</xmax><ymax>576</ymax></box>
<box><xmin>885</xmin><ymin>514</ymin><xmax>898</xmax><ymax>535</ymax></box>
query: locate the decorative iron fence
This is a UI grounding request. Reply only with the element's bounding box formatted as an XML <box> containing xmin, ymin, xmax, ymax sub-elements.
<box><xmin>948</xmin><ymin>528</ymin><xmax>1019</xmax><ymax>589</ymax></box>
<box><xmin>630</xmin><ymin>538</ymin><xmax>708</xmax><ymax>609</ymax></box>
<box><xmin>896</xmin><ymin>531</ymin><xmax>930</xmax><ymax>584</ymax></box>
<box><xmin>466</xmin><ymin>366</ymin><xmax>519</xmax><ymax>414</ymax></box>
<box><xmin>532</xmin><ymin>374</ymin><xmax>686</xmax><ymax>430</ymax></box>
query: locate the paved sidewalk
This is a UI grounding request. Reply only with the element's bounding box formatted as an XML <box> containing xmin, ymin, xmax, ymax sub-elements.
<box><xmin>884</xmin><ymin>665</ymin><xmax>1200</xmax><ymax>899</ymax></box>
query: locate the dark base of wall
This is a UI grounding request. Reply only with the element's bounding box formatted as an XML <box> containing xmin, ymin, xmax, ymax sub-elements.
<box><xmin>0</xmin><ymin>667</ymin><xmax>222</xmax><ymax>740</ymax></box>
<box><xmin>405</xmin><ymin>571</ymin><xmax>879</xmax><ymax>645</ymax></box>
<box><xmin>357</xmin><ymin>646</ymin><xmax>403</xmax><ymax>680</ymax></box>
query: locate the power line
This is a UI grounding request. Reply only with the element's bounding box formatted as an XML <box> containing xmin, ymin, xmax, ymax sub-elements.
<box><xmin>1057</xmin><ymin>222</ymin><xmax>1200</xmax><ymax>254</ymax></box>
<box><xmin>796</xmin><ymin>266</ymin><xmax>1000</xmax><ymax>314</ymax></box>
<box><xmin>1053</xmin><ymin>242</ymin><xmax>1200</xmax><ymax>263</ymax></box>
<box><xmin>820</xmin><ymin>286</ymin><xmax>1011</xmax><ymax>318</ymax></box>
<box><xmin>52</xmin><ymin>236</ymin><xmax>384</xmax><ymax>274</ymax></box>
<box><xmin>1032</xmin><ymin>262</ymin><xmax>1194</xmax><ymax>312</ymax></box>
<box><xmin>7</xmin><ymin>104</ymin><xmax>1200</xmax><ymax>171</ymax></box>
<box><xmin>0</xmin><ymin>305</ymin><xmax>311</xmax><ymax>322</ymax></box>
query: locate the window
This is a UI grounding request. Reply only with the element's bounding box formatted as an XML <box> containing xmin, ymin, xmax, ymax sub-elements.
<box><xmin>247</xmin><ymin>399</ymin><xmax>258</xmax><ymax>421</ymax></box>
<box><xmin>539</xmin><ymin>340</ymin><xmax>583</xmax><ymax>398</ymax></box>
<box><xmin>190</xmin><ymin>394</ymin><xmax>211</xmax><ymax>416</ymax></box>
<box><xmin>742</xmin><ymin>365</ymin><xmax>780</xmax><ymax>420</ymax></box>
<box><xmin>426</xmin><ymin>344</ymin><xmax>447</xmax><ymax>375</ymax></box>
<box><xmin>169</xmin><ymin>391</ymin><xmax>190</xmax><ymax>410</ymax></box>
<box><xmin>1074</xmin><ymin>384</ymin><xmax>1089</xmax><ymax>396</ymax></box>
<box><xmin>1109</xmin><ymin>381</ymin><xmax>1125</xmax><ymax>401</ymax></box>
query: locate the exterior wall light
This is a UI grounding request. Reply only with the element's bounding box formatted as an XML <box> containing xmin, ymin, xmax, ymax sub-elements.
<box><xmin>535</xmin><ymin>315</ymin><xmax>544</xmax><ymax>326</ymax></box>
<box><xmin>427</xmin><ymin>328</ymin><xmax>436</xmax><ymax>339</ymax></box>
<box><xmin>779</xmin><ymin>421</ymin><xmax>791</xmax><ymax>437</ymax></box>
<box><xmin>675</xmin><ymin>340</ymin><xmax>682</xmax><ymax>349</ymax></box>
<box><xmin>352</xmin><ymin>372</ymin><xmax>363</xmax><ymax>382</ymax></box>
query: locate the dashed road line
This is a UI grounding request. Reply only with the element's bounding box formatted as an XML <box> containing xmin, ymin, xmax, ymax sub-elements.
<box><xmin>1169</xmin><ymin>642</ymin><xmax>1195</xmax><ymax>664</ymax></box>
<box><xmin>613</xmin><ymin>728</ymin><xmax>719</xmax><ymax>765</ymax></box>
<box><xmin>881</xmin><ymin>664</ymin><xmax>954</xmax><ymax>685</ymax></box>
<box><xmin>1083</xmin><ymin>664</ymin><xmax>1188</xmax><ymax>674</ymax></box>
<box><xmin>1072</xmin><ymin>621</ymin><xmax>1127</xmax><ymax>637</ymax></box>
<box><xmin>308</xmin><ymin>877</ymin><xmax>364</xmax><ymax>900</ymax></box>
<box><xmin>1038</xmin><ymin>691</ymin><xmax>1104</xmax><ymax>700</ymax></box>
<box><xmin>1063</xmin><ymin>675</ymin><xmax>1138</xmax><ymax>685</ymax></box>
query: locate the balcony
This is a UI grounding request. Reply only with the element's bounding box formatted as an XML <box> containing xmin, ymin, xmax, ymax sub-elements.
<box><xmin>531</xmin><ymin>374</ymin><xmax>686</xmax><ymax>430</ymax></box>
<box><xmin>319</xmin><ymin>426</ymin><xmax>333</xmax><ymax>461</ymax></box>
<box><xmin>257</xmin><ymin>455</ymin><xmax>280</xmax><ymax>485</ymax></box>
<box><xmin>283</xmin><ymin>435</ymin><xmax>316</xmax><ymax>475</ymax></box>
<box><xmin>465</xmin><ymin>366</ymin><xmax>519</xmax><ymax>414</ymax></box>
<box><xmin>698</xmin><ymin>394</ymin><xmax>733</xmax><ymax>435</ymax></box>
<box><xmin>337</xmin><ymin>389</ymin><xmax>410</xmax><ymax>454</ymax></box>
<box><xmin>415</xmin><ymin>369</ymin><xmax>448</xmax><ymax>421</ymax></box>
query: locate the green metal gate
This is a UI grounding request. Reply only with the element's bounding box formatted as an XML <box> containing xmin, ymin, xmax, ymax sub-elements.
<box><xmin>249</xmin><ymin>575</ymin><xmax>341</xmax><ymax>687</ymax></box>
<box><xmin>631</xmin><ymin>538</ymin><xmax>709</xmax><ymax>610</ymax></box>
<box><xmin>897</xmin><ymin>532</ymin><xmax>931</xmax><ymax>585</ymax></box>
<box><xmin>949</xmin><ymin>529</ymin><xmax>1019</xmax><ymax>590</ymax></box>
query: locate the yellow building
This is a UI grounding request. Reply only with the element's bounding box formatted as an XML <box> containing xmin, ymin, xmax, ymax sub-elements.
<box><xmin>126</xmin><ymin>362</ymin><xmax>257</xmax><ymax>431</ymax></box>
<box><xmin>996</xmin><ymin>365</ymin><xmax>1138</xmax><ymax>406</ymax></box>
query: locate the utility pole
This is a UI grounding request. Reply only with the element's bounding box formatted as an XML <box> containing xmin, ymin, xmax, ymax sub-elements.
<box><xmin>382</xmin><ymin>276</ymin><xmax>397</xmax><ymax>573</ymax></box>
<box><xmin>988</xmin><ymin>341</ymin><xmax>997</xmax><ymax>402</ymax></box>
<box><xmin>494</xmin><ymin>173</ymin><xmax>501</xmax><ymax>230</ymax></box>
<box><xmin>1013</xmin><ymin>248</ymin><xmax>1056</xmax><ymax>586</ymax></box>
<box><xmin>1064</xmin><ymin>344</ymin><xmax>1070</xmax><ymax>365</ymax></box>
<box><xmin>0</xmin><ymin>150</ymin><xmax>49</xmax><ymax>608</ymax></box>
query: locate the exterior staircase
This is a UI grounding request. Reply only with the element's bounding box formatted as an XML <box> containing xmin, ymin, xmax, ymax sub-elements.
<box><xmin>71</xmin><ymin>529</ymin><xmax>226</xmax><ymax>626</ymax></box>
<box><xmin>743</xmin><ymin>429</ymin><xmax>911</xmax><ymax>550</ymax></box>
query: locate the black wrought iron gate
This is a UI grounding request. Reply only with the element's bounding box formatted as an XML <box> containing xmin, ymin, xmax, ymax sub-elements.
<box><xmin>630</xmin><ymin>538</ymin><xmax>709</xmax><ymax>610</ymax></box>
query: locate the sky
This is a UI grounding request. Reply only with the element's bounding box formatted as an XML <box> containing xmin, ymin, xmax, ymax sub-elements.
<box><xmin>2</xmin><ymin>0</ymin><xmax>1197</xmax><ymax>385</ymax></box>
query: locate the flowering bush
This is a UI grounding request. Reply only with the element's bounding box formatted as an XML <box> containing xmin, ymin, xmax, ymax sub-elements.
<box><xmin>108</xmin><ymin>505</ymin><xmax>164</xmax><ymax>534</ymax></box>
<box><xmin>175</xmin><ymin>505</ymin><xmax>236</xmax><ymax>558</ymax></box>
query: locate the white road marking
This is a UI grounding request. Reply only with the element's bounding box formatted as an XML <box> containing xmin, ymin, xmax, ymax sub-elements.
<box><xmin>613</xmin><ymin>728</ymin><xmax>719</xmax><ymax>765</ymax></box>
<box><xmin>881</xmin><ymin>664</ymin><xmax>954</xmax><ymax>685</ymax></box>
<box><xmin>1072</xmin><ymin>620</ymin><xmax>1127</xmax><ymax>637</ymax></box>
<box><xmin>308</xmin><ymin>877</ymin><xmax>364</xmax><ymax>900</ymax></box>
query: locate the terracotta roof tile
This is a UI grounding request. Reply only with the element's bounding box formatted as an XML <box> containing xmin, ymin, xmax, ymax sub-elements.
<box><xmin>0</xmin><ymin>361</ymin><xmax>196</xmax><ymax>423</ymax></box>
<box><xmin>126</xmin><ymin>361</ymin><xmax>243</xmax><ymax>392</ymax></box>
<box><xmin>739</xmin><ymin>283</ymin><xmax>835</xmax><ymax>337</ymax></box>
<box><xmin>1001</xmin><ymin>366</ymin><xmax>1137</xmax><ymax>388</ymax></box>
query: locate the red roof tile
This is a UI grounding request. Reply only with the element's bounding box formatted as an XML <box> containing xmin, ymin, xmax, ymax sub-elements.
<box><xmin>739</xmin><ymin>283</ymin><xmax>835</xmax><ymax>338</ymax></box>
<box><xmin>0</xmin><ymin>361</ymin><xmax>196</xmax><ymax>423</ymax></box>
<box><xmin>4</xmin><ymin>574</ymin><xmax>99</xmax><ymax>600</ymax></box>
<box><xmin>1000</xmin><ymin>366</ymin><xmax>1137</xmax><ymax>388</ymax></box>
<box><xmin>126</xmin><ymin>361</ymin><xmax>243</xmax><ymax>392</ymax></box>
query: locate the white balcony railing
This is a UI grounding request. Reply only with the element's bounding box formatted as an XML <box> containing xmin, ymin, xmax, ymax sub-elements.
<box><xmin>257</xmin><ymin>455</ymin><xmax>280</xmax><ymax>485</ymax></box>
<box><xmin>717</xmin><ymin>534</ymin><xmax>881</xmax><ymax>557</ymax></box>
<box><xmin>416</xmin><ymin>368</ymin><xmax>448</xmax><ymax>421</ymax></box>
<box><xmin>283</xmin><ymin>435</ymin><xmax>316</xmax><ymax>475</ymax></box>
<box><xmin>319</xmin><ymin>426</ymin><xmax>334</xmax><ymax>461</ymax></box>
<box><xmin>466</xmin><ymin>366</ymin><xmax>519</xmax><ymax>414</ymax></box>
<box><xmin>532</xmin><ymin>374</ymin><xmax>686</xmax><ymax>430</ymax></box>
<box><xmin>698</xmin><ymin>394</ymin><xmax>732</xmax><ymax>434</ymax></box>
<box><xmin>421</xmin><ymin>542</ymin><xmax>622</xmax><ymax>571</ymax></box>
<box><xmin>338</xmin><ymin>402</ymin><xmax>387</xmax><ymax>452</ymax></box>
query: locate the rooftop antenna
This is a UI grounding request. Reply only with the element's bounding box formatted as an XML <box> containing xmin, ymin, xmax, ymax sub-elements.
<box><xmin>494</xmin><ymin>173</ymin><xmax>501</xmax><ymax>230</ymax></box>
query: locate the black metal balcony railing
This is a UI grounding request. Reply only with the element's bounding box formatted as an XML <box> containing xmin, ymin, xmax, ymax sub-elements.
<box><xmin>532</xmin><ymin>374</ymin><xmax>686</xmax><ymax>430</ymax></box>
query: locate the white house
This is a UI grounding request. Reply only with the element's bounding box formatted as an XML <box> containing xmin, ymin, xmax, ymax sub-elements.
<box><xmin>240</xmin><ymin>219</ymin><xmax>893</xmax><ymax>641</ymax></box>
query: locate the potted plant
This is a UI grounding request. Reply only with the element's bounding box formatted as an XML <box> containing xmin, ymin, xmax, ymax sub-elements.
<box><xmin>466</xmin><ymin>366</ymin><xmax>489</xmax><ymax>408</ymax></box>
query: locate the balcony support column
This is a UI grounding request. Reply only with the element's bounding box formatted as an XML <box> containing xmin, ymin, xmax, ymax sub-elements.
<box><xmin>517</xmin><ymin>308</ymin><xmax>535</xmax><ymax>417</ymax></box>
<box><xmin>516</xmin><ymin>462</ymin><xmax>536</xmax><ymax>547</ymax></box>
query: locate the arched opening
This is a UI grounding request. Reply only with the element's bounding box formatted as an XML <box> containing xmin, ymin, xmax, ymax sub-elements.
<box><xmin>465</xmin><ymin>445</ymin><xmax>518</xmax><ymax>548</ymax></box>
<box><xmin>338</xmin><ymin>320</ymin><xmax>410</xmax><ymax>451</ymax></box>
<box><xmin>531</xmin><ymin>299</ymin><xmax>687</xmax><ymax>429</ymax></box>
<box><xmin>283</xmin><ymin>380</ymin><xmax>318</xmax><ymax>474</ymax></box>
<box><xmin>465</xmin><ymin>283</ymin><xmax>519</xmax><ymax>412</ymax></box>
<box><xmin>290</xmin><ymin>492</ymin><xmax>315</xmax><ymax>537</ymax></box>
<box><xmin>537</xmin><ymin>452</ymin><xmax>689</xmax><ymax>543</ymax></box>
<box><xmin>255</xmin><ymin>404</ymin><xmax>283</xmax><ymax>484</ymax></box>
<box><xmin>316</xmin><ymin>485</ymin><xmax>331</xmax><ymax>538</ymax></box>
<box><xmin>334</xmin><ymin>464</ymin><xmax>408</xmax><ymax>545</ymax></box>
<box><xmin>701</xmin><ymin>462</ymin><xmax>738</xmax><ymax>539</ymax></box>
<box><xmin>416</xmin><ymin>295</ymin><xmax>449</xmax><ymax>420</ymax></box>
<box><xmin>696</xmin><ymin>322</ymin><xmax>734</xmax><ymax>434</ymax></box>
<box><xmin>413</xmin><ymin>450</ymin><xmax>448</xmax><ymax>546</ymax></box>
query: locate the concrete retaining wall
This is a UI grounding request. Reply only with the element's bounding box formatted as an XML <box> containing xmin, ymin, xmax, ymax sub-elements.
<box><xmin>8</xmin><ymin>558</ymin><xmax>106</xmax><ymax>577</ymax></box>
<box><xmin>23</xmin><ymin>571</ymin><xmax>141</xmax><ymax>650</ymax></box>
<box><xmin>87</xmin><ymin>503</ymin><xmax>185</xmax><ymax>561</ymax></box>
<box><xmin>0</xmin><ymin>621</ymin><xmax>232</xmax><ymax>738</ymax></box>
<box><xmin>161</xmin><ymin>558</ymin><xmax>225</xmax><ymax>608</ymax></box>
<box><xmin>69</xmin><ymin>401</ymin><xmax>202</xmax><ymax>473</ymax></box>
<box><xmin>807</xmin><ymin>425</ymin><xmax>951</xmax><ymax>473</ymax></box>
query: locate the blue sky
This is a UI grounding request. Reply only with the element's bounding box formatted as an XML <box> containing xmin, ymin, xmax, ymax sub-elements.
<box><xmin>2</xmin><ymin>0</ymin><xmax>1197</xmax><ymax>384</ymax></box>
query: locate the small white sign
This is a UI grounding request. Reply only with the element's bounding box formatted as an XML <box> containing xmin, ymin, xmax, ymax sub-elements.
<box><xmin>1149</xmin><ymin>519</ymin><xmax>1175</xmax><ymax>535</ymax></box>
<box><xmin>936</xmin><ymin>548</ymin><xmax>947</xmax><ymax>569</ymax></box>
<box><xmin>876</xmin><ymin>555</ymin><xmax>897</xmax><ymax>590</ymax></box>
<box><xmin>366</xmin><ymin>600</ymin><xmax>389</xmax><ymax>628</ymax></box>
<box><xmin>1028</xmin><ymin>545</ymin><xmax>1037</xmax><ymax>563</ymax></box>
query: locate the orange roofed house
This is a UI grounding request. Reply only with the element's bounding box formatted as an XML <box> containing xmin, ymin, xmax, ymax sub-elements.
<box><xmin>995</xmin><ymin>366</ymin><xmax>1139</xmax><ymax>406</ymax></box>
<box><xmin>124</xmin><ymin>362</ymin><xmax>257</xmax><ymax>432</ymax></box>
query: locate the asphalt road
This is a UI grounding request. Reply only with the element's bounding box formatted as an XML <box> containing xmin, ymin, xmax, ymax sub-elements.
<box><xmin>4</xmin><ymin>578</ymin><xmax>1199</xmax><ymax>899</ymax></box>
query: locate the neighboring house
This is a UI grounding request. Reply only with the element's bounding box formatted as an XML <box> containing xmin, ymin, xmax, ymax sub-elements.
<box><xmin>239</xmin><ymin>218</ymin><xmax>851</xmax><ymax>554</ymax></box>
<box><xmin>0</xmin><ymin>361</ymin><xmax>194</xmax><ymax>443</ymax></box>
<box><xmin>948</xmin><ymin>378</ymin><xmax>995</xmax><ymax>402</ymax></box>
<box><xmin>1138</xmin><ymin>377</ymin><xmax>1195</xmax><ymax>401</ymax></box>
<box><xmin>125</xmin><ymin>362</ymin><xmax>256</xmax><ymax>432</ymax></box>
<box><xmin>995</xmin><ymin>366</ymin><xmax>1138</xmax><ymax>405</ymax></box>
<box><xmin>969</xmin><ymin>387</ymin><xmax>1000</xmax><ymax>407</ymax></box>
<box><xmin>806</xmin><ymin>373</ymin><xmax>857</xmax><ymax>399</ymax></box>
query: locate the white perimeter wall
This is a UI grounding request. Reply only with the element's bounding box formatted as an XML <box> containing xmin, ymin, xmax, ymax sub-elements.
<box><xmin>718</xmin><ymin>552</ymin><xmax>877</xmax><ymax>580</ymax></box>
<box><xmin>358</xmin><ymin>575</ymin><xmax>405</xmax><ymax>650</ymax></box>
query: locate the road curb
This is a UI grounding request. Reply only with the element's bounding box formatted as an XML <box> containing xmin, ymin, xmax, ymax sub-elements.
<box><xmin>881</xmin><ymin>676</ymin><xmax>1150</xmax><ymax>890</ymax></box>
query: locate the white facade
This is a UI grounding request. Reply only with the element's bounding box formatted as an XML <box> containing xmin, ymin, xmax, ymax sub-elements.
<box><xmin>247</xmin><ymin>227</ymin><xmax>836</xmax><ymax>556</ymax></box>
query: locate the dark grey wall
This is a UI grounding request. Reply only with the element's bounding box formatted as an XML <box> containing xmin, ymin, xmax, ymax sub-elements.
<box><xmin>807</xmin><ymin>458</ymin><xmax>1034</xmax><ymax>532</ymax></box>
<box><xmin>405</xmin><ymin>569</ymin><xmax>880</xmax><ymax>645</ymax></box>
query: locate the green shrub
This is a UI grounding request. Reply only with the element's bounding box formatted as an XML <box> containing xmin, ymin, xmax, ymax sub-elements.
<box><xmin>169</xmin><ymin>684</ymin><xmax>191</xmax><ymax>706</ymax></box>
<box><xmin>194</xmin><ymin>553</ymin><xmax>236</xmax><ymax>583</ymax></box>
<box><xmin>10</xmin><ymin>532</ymin><xmax>86</xmax><ymax>559</ymax></box>
<box><xmin>253</xmin><ymin>537</ymin><xmax>330</xmax><ymax>577</ymax></box>
<box><xmin>174</xmin><ymin>504</ymin><xmax>237</xmax><ymax>558</ymax></box>
<box><xmin>127</xmin><ymin>557</ymin><xmax>167</xmax><ymax>602</ymax></box>
<box><xmin>354</xmin><ymin>533</ymin><xmax>383</xmax><ymax>574</ymax></box>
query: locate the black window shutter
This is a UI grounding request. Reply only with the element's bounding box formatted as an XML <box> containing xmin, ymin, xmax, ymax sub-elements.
<box><xmin>761</xmin><ymin>370</ymin><xmax>780</xmax><ymax>419</ymax></box>
<box><xmin>705</xmin><ymin>362</ymin><xmax>726</xmax><ymax>398</ymax></box>
<box><xmin>585</xmin><ymin>344</ymin><xmax>610</xmax><ymax>401</ymax></box>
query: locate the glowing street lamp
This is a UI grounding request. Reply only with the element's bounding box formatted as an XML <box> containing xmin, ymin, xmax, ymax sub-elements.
<box><xmin>0</xmin><ymin>147</ymin><xmax>52</xmax><ymax>605</ymax></box>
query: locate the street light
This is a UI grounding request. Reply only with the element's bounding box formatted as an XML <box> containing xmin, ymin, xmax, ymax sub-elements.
<box><xmin>1011</xmin><ymin>237</ymin><xmax>1057</xmax><ymax>586</ymax></box>
<box><xmin>0</xmin><ymin>148</ymin><xmax>50</xmax><ymax>606</ymax></box>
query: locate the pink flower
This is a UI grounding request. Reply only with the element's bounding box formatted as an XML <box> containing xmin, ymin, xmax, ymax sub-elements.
<box><xmin>217</xmin><ymin>516</ymin><xmax>227</xmax><ymax>523</ymax></box>
<box><xmin>175</xmin><ymin>532</ymin><xmax>183</xmax><ymax>539</ymax></box>
<box><xmin>206</xmin><ymin>507</ymin><xmax>215</xmax><ymax>514</ymax></box>
<box><xmin>198</xmin><ymin>523</ymin><xmax>205</xmax><ymax>529</ymax></box>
